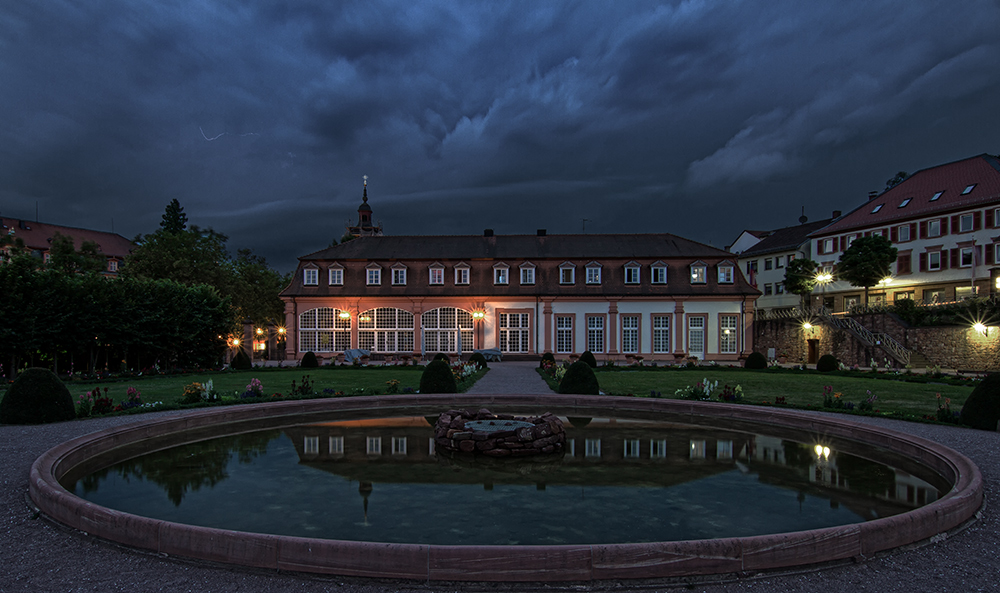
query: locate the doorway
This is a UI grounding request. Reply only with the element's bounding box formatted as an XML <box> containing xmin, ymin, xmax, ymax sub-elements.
<box><xmin>807</xmin><ymin>339</ymin><xmax>819</xmax><ymax>365</ymax></box>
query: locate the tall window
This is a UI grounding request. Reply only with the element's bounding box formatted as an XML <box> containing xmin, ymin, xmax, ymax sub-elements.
<box><xmin>586</xmin><ymin>266</ymin><xmax>601</xmax><ymax>284</ymax></box>
<box><xmin>623</xmin><ymin>439</ymin><xmax>640</xmax><ymax>459</ymax></box>
<box><xmin>304</xmin><ymin>268</ymin><xmax>318</xmax><ymax>285</ymax></box>
<box><xmin>329</xmin><ymin>436</ymin><xmax>344</xmax><ymax>455</ymax></box>
<box><xmin>358</xmin><ymin>307</ymin><xmax>414</xmax><ymax>353</ymax></box>
<box><xmin>556</xmin><ymin>316</ymin><xmax>573</xmax><ymax>354</ymax></box>
<box><xmin>520</xmin><ymin>267</ymin><xmax>535</xmax><ymax>284</ymax></box>
<box><xmin>587</xmin><ymin>316</ymin><xmax>605</xmax><ymax>353</ymax></box>
<box><xmin>429</xmin><ymin>267</ymin><xmax>444</xmax><ymax>285</ymax></box>
<box><xmin>366</xmin><ymin>436</ymin><xmax>382</xmax><ymax>455</ymax></box>
<box><xmin>329</xmin><ymin>268</ymin><xmax>343</xmax><ymax>285</ymax></box>
<box><xmin>719</xmin><ymin>315</ymin><xmax>738</xmax><ymax>354</ymax></box>
<box><xmin>898</xmin><ymin>225</ymin><xmax>910</xmax><ymax>242</ymax></box>
<box><xmin>652</xmin><ymin>316</ymin><xmax>670</xmax><ymax>353</ymax></box>
<box><xmin>928</xmin><ymin>219</ymin><xmax>941</xmax><ymax>237</ymax></box>
<box><xmin>299</xmin><ymin>308</ymin><xmax>351</xmax><ymax>353</ymax></box>
<box><xmin>366</xmin><ymin>268</ymin><xmax>381</xmax><ymax>285</ymax></box>
<box><xmin>392</xmin><ymin>268</ymin><xmax>406</xmax><ymax>285</ymax></box>
<box><xmin>391</xmin><ymin>437</ymin><xmax>407</xmax><ymax>455</ymax></box>
<box><xmin>688</xmin><ymin>317</ymin><xmax>705</xmax><ymax>357</ymax></box>
<box><xmin>960</xmin><ymin>247</ymin><xmax>974</xmax><ymax>267</ymax></box>
<box><xmin>422</xmin><ymin>307</ymin><xmax>474</xmax><ymax>353</ymax></box>
<box><xmin>928</xmin><ymin>251</ymin><xmax>941</xmax><ymax>271</ymax></box>
<box><xmin>498</xmin><ymin>312</ymin><xmax>530</xmax><ymax>353</ymax></box>
<box><xmin>624</xmin><ymin>265</ymin><xmax>640</xmax><ymax>284</ymax></box>
<box><xmin>455</xmin><ymin>267</ymin><xmax>469</xmax><ymax>285</ymax></box>
<box><xmin>494</xmin><ymin>267</ymin><xmax>508</xmax><ymax>284</ymax></box>
<box><xmin>621</xmin><ymin>315</ymin><xmax>639</xmax><ymax>353</ymax></box>
<box><xmin>960</xmin><ymin>214</ymin><xmax>974</xmax><ymax>232</ymax></box>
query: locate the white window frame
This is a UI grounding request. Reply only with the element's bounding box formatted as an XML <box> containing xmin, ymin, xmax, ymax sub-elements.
<box><xmin>366</xmin><ymin>268</ymin><xmax>381</xmax><ymax>286</ymax></box>
<box><xmin>304</xmin><ymin>436</ymin><xmax>319</xmax><ymax>455</ymax></box>
<box><xmin>304</xmin><ymin>268</ymin><xmax>318</xmax><ymax>286</ymax></box>
<box><xmin>455</xmin><ymin>265</ymin><xmax>470</xmax><ymax>285</ymax></box>
<box><xmin>586</xmin><ymin>316</ymin><xmax>605</xmax><ymax>353</ymax></box>
<box><xmin>623</xmin><ymin>439</ymin><xmax>641</xmax><ymax>459</ymax></box>
<box><xmin>586</xmin><ymin>265</ymin><xmax>601</xmax><ymax>285</ymax></box>
<box><xmin>928</xmin><ymin>219</ymin><xmax>941</xmax><ymax>237</ymax></box>
<box><xmin>556</xmin><ymin>315</ymin><xmax>573</xmax><ymax>354</ymax></box>
<box><xmin>392</xmin><ymin>267</ymin><xmax>407</xmax><ymax>286</ymax></box>
<box><xmin>822</xmin><ymin>238</ymin><xmax>834</xmax><ymax>254</ymax></box>
<box><xmin>621</xmin><ymin>315</ymin><xmax>639</xmax><ymax>354</ymax></box>
<box><xmin>624</xmin><ymin>265</ymin><xmax>640</xmax><ymax>285</ymax></box>
<box><xmin>898</xmin><ymin>225</ymin><xmax>910</xmax><ymax>242</ymax></box>
<box><xmin>719</xmin><ymin>314</ymin><xmax>738</xmax><ymax>354</ymax></box>
<box><xmin>585</xmin><ymin>438</ymin><xmax>601</xmax><ymax>458</ymax></box>
<box><xmin>520</xmin><ymin>266</ymin><xmax>535</xmax><ymax>285</ymax></box>
<box><xmin>651</xmin><ymin>265</ymin><xmax>667</xmax><ymax>284</ymax></box>
<box><xmin>718</xmin><ymin>265</ymin><xmax>734</xmax><ymax>284</ymax></box>
<box><xmin>391</xmin><ymin>436</ymin><xmax>407</xmax><ymax>455</ymax></box>
<box><xmin>652</xmin><ymin>315</ymin><xmax>670</xmax><ymax>354</ymax></box>
<box><xmin>559</xmin><ymin>264</ymin><xmax>575</xmax><ymax>284</ymax></box>
<box><xmin>928</xmin><ymin>251</ymin><xmax>941</xmax><ymax>271</ymax></box>
<box><xmin>329</xmin><ymin>267</ymin><xmax>343</xmax><ymax>285</ymax></box>
<box><xmin>690</xmin><ymin>265</ymin><xmax>706</xmax><ymax>284</ymax></box>
<box><xmin>429</xmin><ymin>267</ymin><xmax>444</xmax><ymax>285</ymax></box>
<box><xmin>960</xmin><ymin>214</ymin><xmax>974</xmax><ymax>233</ymax></box>
<box><xmin>108</xmin><ymin>259</ymin><xmax>118</xmax><ymax>273</ymax></box>
<box><xmin>960</xmin><ymin>247</ymin><xmax>974</xmax><ymax>268</ymax></box>
<box><xmin>494</xmin><ymin>266</ymin><xmax>509</xmax><ymax>285</ymax></box>
<box><xmin>366</xmin><ymin>436</ymin><xmax>382</xmax><ymax>455</ymax></box>
<box><xmin>650</xmin><ymin>439</ymin><xmax>667</xmax><ymax>459</ymax></box>
<box><xmin>775</xmin><ymin>256</ymin><xmax>784</xmax><ymax>269</ymax></box>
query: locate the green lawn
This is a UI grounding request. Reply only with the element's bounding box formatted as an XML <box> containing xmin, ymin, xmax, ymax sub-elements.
<box><xmin>67</xmin><ymin>367</ymin><xmax>432</xmax><ymax>406</ymax></box>
<box><xmin>594</xmin><ymin>367</ymin><xmax>973</xmax><ymax>418</ymax></box>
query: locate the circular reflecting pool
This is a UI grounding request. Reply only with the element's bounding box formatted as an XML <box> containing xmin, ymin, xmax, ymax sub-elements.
<box><xmin>66</xmin><ymin>414</ymin><xmax>946</xmax><ymax>546</ymax></box>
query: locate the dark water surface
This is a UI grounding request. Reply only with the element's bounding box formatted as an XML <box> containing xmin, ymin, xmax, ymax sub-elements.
<box><xmin>68</xmin><ymin>416</ymin><xmax>942</xmax><ymax>545</ymax></box>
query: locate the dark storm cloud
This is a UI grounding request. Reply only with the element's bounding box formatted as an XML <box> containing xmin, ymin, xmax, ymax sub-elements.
<box><xmin>1</xmin><ymin>0</ymin><xmax>999</xmax><ymax>272</ymax></box>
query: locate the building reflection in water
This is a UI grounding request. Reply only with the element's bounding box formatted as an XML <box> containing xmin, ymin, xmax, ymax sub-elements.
<box><xmin>283</xmin><ymin>416</ymin><xmax>942</xmax><ymax>525</ymax></box>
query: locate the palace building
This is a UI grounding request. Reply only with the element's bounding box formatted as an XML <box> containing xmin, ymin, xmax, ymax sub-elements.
<box><xmin>280</xmin><ymin>184</ymin><xmax>759</xmax><ymax>362</ymax></box>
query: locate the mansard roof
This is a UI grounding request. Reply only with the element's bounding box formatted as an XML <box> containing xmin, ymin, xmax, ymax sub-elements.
<box><xmin>302</xmin><ymin>232</ymin><xmax>730</xmax><ymax>261</ymax></box>
<box><xmin>814</xmin><ymin>153</ymin><xmax>1000</xmax><ymax>236</ymax></box>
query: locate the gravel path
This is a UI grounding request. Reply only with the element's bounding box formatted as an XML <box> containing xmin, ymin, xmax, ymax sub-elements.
<box><xmin>2</xmin><ymin>366</ymin><xmax>998</xmax><ymax>592</ymax></box>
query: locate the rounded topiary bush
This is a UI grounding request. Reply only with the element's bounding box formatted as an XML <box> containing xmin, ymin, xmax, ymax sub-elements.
<box><xmin>300</xmin><ymin>351</ymin><xmax>319</xmax><ymax>368</ymax></box>
<box><xmin>539</xmin><ymin>352</ymin><xmax>556</xmax><ymax>368</ymax></box>
<box><xmin>961</xmin><ymin>373</ymin><xmax>1000</xmax><ymax>431</ymax></box>
<box><xmin>419</xmin><ymin>359</ymin><xmax>458</xmax><ymax>394</ymax></box>
<box><xmin>579</xmin><ymin>350</ymin><xmax>598</xmax><ymax>368</ymax></box>
<box><xmin>232</xmin><ymin>348</ymin><xmax>253</xmax><ymax>370</ymax></box>
<box><xmin>559</xmin><ymin>361</ymin><xmax>600</xmax><ymax>395</ymax></box>
<box><xmin>468</xmin><ymin>352</ymin><xmax>488</xmax><ymax>370</ymax></box>
<box><xmin>0</xmin><ymin>367</ymin><xmax>76</xmax><ymax>425</ymax></box>
<box><xmin>744</xmin><ymin>351</ymin><xmax>768</xmax><ymax>370</ymax></box>
<box><xmin>816</xmin><ymin>354</ymin><xmax>839</xmax><ymax>372</ymax></box>
<box><xmin>432</xmin><ymin>352</ymin><xmax>450</xmax><ymax>363</ymax></box>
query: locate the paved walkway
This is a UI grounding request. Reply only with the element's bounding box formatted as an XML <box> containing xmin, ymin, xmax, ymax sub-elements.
<box><xmin>464</xmin><ymin>361</ymin><xmax>554</xmax><ymax>395</ymax></box>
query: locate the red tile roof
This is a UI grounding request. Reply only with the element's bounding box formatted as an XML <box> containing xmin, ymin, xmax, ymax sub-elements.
<box><xmin>813</xmin><ymin>154</ymin><xmax>1000</xmax><ymax>236</ymax></box>
<box><xmin>0</xmin><ymin>218</ymin><xmax>134</xmax><ymax>258</ymax></box>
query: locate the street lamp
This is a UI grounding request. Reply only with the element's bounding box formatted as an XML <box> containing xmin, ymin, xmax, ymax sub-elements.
<box><xmin>814</xmin><ymin>272</ymin><xmax>833</xmax><ymax>310</ymax></box>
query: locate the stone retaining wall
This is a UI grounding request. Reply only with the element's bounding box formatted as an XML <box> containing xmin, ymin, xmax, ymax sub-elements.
<box><xmin>434</xmin><ymin>408</ymin><xmax>566</xmax><ymax>456</ymax></box>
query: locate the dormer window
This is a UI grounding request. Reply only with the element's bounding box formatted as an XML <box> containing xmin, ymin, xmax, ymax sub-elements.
<box><xmin>366</xmin><ymin>264</ymin><xmax>382</xmax><ymax>286</ymax></box>
<box><xmin>519</xmin><ymin>262</ymin><xmax>535</xmax><ymax>285</ymax></box>
<box><xmin>454</xmin><ymin>262</ymin><xmax>470</xmax><ymax>285</ymax></box>
<box><xmin>391</xmin><ymin>264</ymin><xmax>407</xmax><ymax>286</ymax></box>
<box><xmin>303</xmin><ymin>267</ymin><xmax>319</xmax><ymax>286</ymax></box>
<box><xmin>107</xmin><ymin>259</ymin><xmax>119</xmax><ymax>273</ymax></box>
<box><xmin>623</xmin><ymin>262</ymin><xmax>640</xmax><ymax>284</ymax></box>
<box><xmin>718</xmin><ymin>262</ymin><xmax>734</xmax><ymax>284</ymax></box>
<box><xmin>690</xmin><ymin>262</ymin><xmax>707</xmax><ymax>284</ymax></box>
<box><xmin>493</xmin><ymin>263</ymin><xmax>509</xmax><ymax>285</ymax></box>
<box><xmin>328</xmin><ymin>264</ymin><xmax>344</xmax><ymax>285</ymax></box>
<box><xmin>651</xmin><ymin>262</ymin><xmax>667</xmax><ymax>284</ymax></box>
<box><xmin>429</xmin><ymin>263</ymin><xmax>444</xmax><ymax>285</ymax></box>
<box><xmin>559</xmin><ymin>262</ymin><xmax>575</xmax><ymax>284</ymax></box>
<box><xmin>585</xmin><ymin>262</ymin><xmax>602</xmax><ymax>285</ymax></box>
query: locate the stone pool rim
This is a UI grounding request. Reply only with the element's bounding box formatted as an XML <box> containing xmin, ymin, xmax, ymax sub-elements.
<box><xmin>29</xmin><ymin>394</ymin><xmax>983</xmax><ymax>582</ymax></box>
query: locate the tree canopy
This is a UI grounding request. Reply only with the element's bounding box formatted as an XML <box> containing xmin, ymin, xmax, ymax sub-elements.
<box><xmin>782</xmin><ymin>258</ymin><xmax>819</xmax><ymax>308</ymax></box>
<box><xmin>837</xmin><ymin>235</ymin><xmax>898</xmax><ymax>305</ymax></box>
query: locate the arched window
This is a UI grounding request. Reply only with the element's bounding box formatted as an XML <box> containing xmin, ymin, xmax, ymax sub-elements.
<box><xmin>422</xmin><ymin>307</ymin><xmax>474</xmax><ymax>353</ymax></box>
<box><xmin>358</xmin><ymin>307</ymin><xmax>414</xmax><ymax>353</ymax></box>
<box><xmin>299</xmin><ymin>308</ymin><xmax>351</xmax><ymax>352</ymax></box>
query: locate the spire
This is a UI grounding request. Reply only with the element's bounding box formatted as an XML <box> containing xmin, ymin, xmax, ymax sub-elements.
<box><xmin>345</xmin><ymin>175</ymin><xmax>382</xmax><ymax>238</ymax></box>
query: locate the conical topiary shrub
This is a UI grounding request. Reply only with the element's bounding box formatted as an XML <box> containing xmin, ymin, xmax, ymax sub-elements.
<box><xmin>744</xmin><ymin>351</ymin><xmax>768</xmax><ymax>370</ymax></box>
<box><xmin>961</xmin><ymin>373</ymin><xmax>1000</xmax><ymax>431</ymax></box>
<box><xmin>232</xmin><ymin>348</ymin><xmax>252</xmax><ymax>370</ymax></box>
<box><xmin>579</xmin><ymin>350</ymin><xmax>598</xmax><ymax>368</ymax></box>
<box><xmin>420</xmin><ymin>359</ymin><xmax>458</xmax><ymax>394</ymax></box>
<box><xmin>300</xmin><ymin>351</ymin><xmax>319</xmax><ymax>368</ymax></box>
<box><xmin>0</xmin><ymin>367</ymin><xmax>76</xmax><ymax>424</ymax></box>
<box><xmin>559</xmin><ymin>361</ymin><xmax>600</xmax><ymax>395</ymax></box>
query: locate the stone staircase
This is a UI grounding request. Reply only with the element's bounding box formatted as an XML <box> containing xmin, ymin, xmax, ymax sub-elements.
<box><xmin>815</xmin><ymin>309</ymin><xmax>911</xmax><ymax>367</ymax></box>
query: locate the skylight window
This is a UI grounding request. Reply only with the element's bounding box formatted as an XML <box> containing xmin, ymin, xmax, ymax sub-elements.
<box><xmin>962</xmin><ymin>184</ymin><xmax>976</xmax><ymax>195</ymax></box>
<box><xmin>871</xmin><ymin>204</ymin><xmax>883</xmax><ymax>214</ymax></box>
<box><xmin>898</xmin><ymin>198</ymin><xmax>911</xmax><ymax>208</ymax></box>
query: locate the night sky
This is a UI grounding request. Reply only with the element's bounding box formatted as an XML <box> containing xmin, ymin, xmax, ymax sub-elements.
<box><xmin>2</xmin><ymin>1</ymin><xmax>998</xmax><ymax>273</ymax></box>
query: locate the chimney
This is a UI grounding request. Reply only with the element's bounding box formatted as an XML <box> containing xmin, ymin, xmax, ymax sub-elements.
<box><xmin>536</xmin><ymin>229</ymin><xmax>546</xmax><ymax>236</ymax></box>
<box><xmin>868</xmin><ymin>191</ymin><xmax>878</xmax><ymax>201</ymax></box>
<box><xmin>832</xmin><ymin>210</ymin><xmax>841</xmax><ymax>219</ymax></box>
<box><xmin>483</xmin><ymin>229</ymin><xmax>494</xmax><ymax>237</ymax></box>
